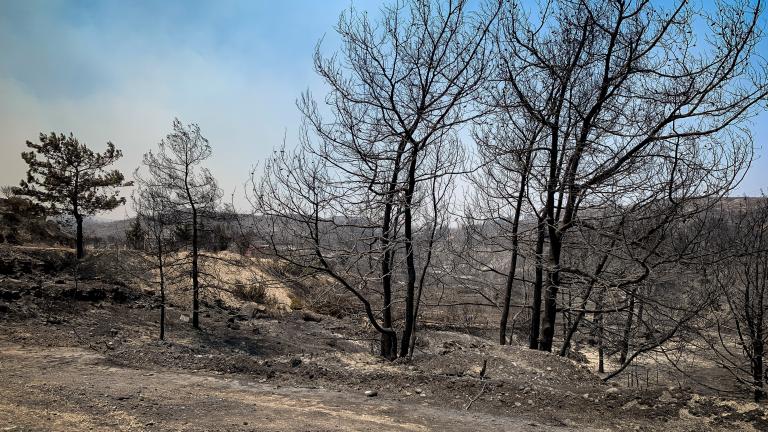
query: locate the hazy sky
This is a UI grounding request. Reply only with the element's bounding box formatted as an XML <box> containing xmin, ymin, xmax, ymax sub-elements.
<box><xmin>0</xmin><ymin>0</ymin><xmax>766</xmax><ymax>219</ymax></box>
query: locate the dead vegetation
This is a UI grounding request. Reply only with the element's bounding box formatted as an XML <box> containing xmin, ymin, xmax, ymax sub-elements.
<box><xmin>1</xmin><ymin>244</ymin><xmax>767</xmax><ymax>431</ymax></box>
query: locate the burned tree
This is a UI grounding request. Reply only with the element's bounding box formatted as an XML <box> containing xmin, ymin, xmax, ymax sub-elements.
<box><xmin>492</xmin><ymin>0</ymin><xmax>765</xmax><ymax>353</ymax></box>
<box><xmin>131</xmin><ymin>179</ymin><xmax>177</xmax><ymax>340</ymax></box>
<box><xmin>252</xmin><ymin>0</ymin><xmax>499</xmax><ymax>359</ymax></box>
<box><xmin>141</xmin><ymin>119</ymin><xmax>221</xmax><ymax>329</ymax></box>
<box><xmin>702</xmin><ymin>197</ymin><xmax>768</xmax><ymax>402</ymax></box>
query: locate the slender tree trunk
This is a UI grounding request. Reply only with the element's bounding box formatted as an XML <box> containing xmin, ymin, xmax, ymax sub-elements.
<box><xmin>75</xmin><ymin>213</ymin><xmax>84</xmax><ymax>259</ymax></box>
<box><xmin>191</xmin><ymin>207</ymin><xmax>200</xmax><ymax>329</ymax></box>
<box><xmin>561</xmin><ymin>247</ymin><xmax>613</xmax><ymax>357</ymax></box>
<box><xmin>158</xmin><ymin>245</ymin><xmax>166</xmax><ymax>341</ymax></box>
<box><xmin>400</xmin><ymin>147</ymin><xmax>419</xmax><ymax>358</ymax></box>
<box><xmin>595</xmin><ymin>286</ymin><xmax>606</xmax><ymax>373</ymax></box>
<box><xmin>539</xmin><ymin>234</ymin><xmax>561</xmax><ymax>352</ymax></box>
<box><xmin>499</xmin><ymin>240</ymin><xmax>521</xmax><ymax>345</ymax></box>
<box><xmin>380</xmin><ymin>211</ymin><xmax>397</xmax><ymax>358</ymax></box>
<box><xmin>379</xmin><ymin>141</ymin><xmax>407</xmax><ymax>360</ymax></box>
<box><xmin>754</xmin><ymin>336</ymin><xmax>764</xmax><ymax>402</ymax></box>
<box><xmin>529</xmin><ymin>219</ymin><xmax>545</xmax><ymax>349</ymax></box>
<box><xmin>499</xmin><ymin>154</ymin><xmax>532</xmax><ymax>345</ymax></box>
<box><xmin>381</xmin><ymin>239</ymin><xmax>396</xmax><ymax>358</ymax></box>
<box><xmin>619</xmin><ymin>288</ymin><xmax>638</xmax><ymax>365</ymax></box>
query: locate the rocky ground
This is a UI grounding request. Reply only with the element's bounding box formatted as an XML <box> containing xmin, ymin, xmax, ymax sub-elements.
<box><xmin>1</xmin><ymin>245</ymin><xmax>767</xmax><ymax>431</ymax></box>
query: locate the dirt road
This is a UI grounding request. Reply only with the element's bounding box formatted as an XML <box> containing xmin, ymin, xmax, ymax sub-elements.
<box><xmin>0</xmin><ymin>344</ymin><xmax>585</xmax><ymax>431</ymax></box>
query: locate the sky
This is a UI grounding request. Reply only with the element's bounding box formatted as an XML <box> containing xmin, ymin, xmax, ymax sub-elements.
<box><xmin>0</xmin><ymin>0</ymin><xmax>766</xmax><ymax>220</ymax></box>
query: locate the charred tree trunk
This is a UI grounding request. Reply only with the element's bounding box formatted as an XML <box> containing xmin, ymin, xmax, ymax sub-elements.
<box><xmin>400</xmin><ymin>146</ymin><xmax>420</xmax><ymax>358</ymax></box>
<box><xmin>619</xmin><ymin>288</ymin><xmax>638</xmax><ymax>365</ymax></box>
<box><xmin>499</xmin><ymin>150</ymin><xmax>532</xmax><ymax>345</ymax></box>
<box><xmin>158</xmin><ymin>244</ymin><xmax>166</xmax><ymax>341</ymax></box>
<box><xmin>191</xmin><ymin>205</ymin><xmax>200</xmax><ymax>329</ymax></box>
<box><xmin>753</xmin><ymin>338</ymin><xmax>764</xmax><ymax>402</ymax></box>
<box><xmin>595</xmin><ymin>286</ymin><xmax>606</xmax><ymax>373</ymax></box>
<box><xmin>75</xmin><ymin>213</ymin><xmax>84</xmax><ymax>259</ymax></box>
<box><xmin>539</xmin><ymin>233</ymin><xmax>561</xmax><ymax>352</ymax></box>
<box><xmin>529</xmin><ymin>219</ymin><xmax>545</xmax><ymax>349</ymax></box>
<box><xmin>380</xmin><ymin>224</ymin><xmax>397</xmax><ymax>359</ymax></box>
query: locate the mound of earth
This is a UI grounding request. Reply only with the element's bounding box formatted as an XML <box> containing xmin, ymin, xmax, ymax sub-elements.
<box><xmin>0</xmin><ymin>197</ymin><xmax>71</xmax><ymax>246</ymax></box>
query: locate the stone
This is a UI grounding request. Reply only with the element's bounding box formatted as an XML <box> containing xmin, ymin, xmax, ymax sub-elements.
<box><xmin>364</xmin><ymin>390</ymin><xmax>378</xmax><ymax>397</ymax></box>
<box><xmin>240</xmin><ymin>302</ymin><xmax>267</xmax><ymax>319</ymax></box>
<box><xmin>179</xmin><ymin>314</ymin><xmax>190</xmax><ymax>323</ymax></box>
<box><xmin>302</xmin><ymin>311</ymin><xmax>323</xmax><ymax>322</ymax></box>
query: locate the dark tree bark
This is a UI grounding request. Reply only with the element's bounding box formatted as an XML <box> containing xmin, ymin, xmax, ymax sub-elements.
<box><xmin>529</xmin><ymin>219</ymin><xmax>545</xmax><ymax>349</ymax></box>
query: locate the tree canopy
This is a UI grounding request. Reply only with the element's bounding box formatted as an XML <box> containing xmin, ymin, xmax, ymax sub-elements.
<box><xmin>15</xmin><ymin>132</ymin><xmax>126</xmax><ymax>258</ymax></box>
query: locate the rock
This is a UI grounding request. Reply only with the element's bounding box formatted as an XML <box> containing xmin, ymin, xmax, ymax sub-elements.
<box><xmin>240</xmin><ymin>302</ymin><xmax>267</xmax><ymax>319</ymax></box>
<box><xmin>605</xmin><ymin>387</ymin><xmax>620</xmax><ymax>394</ymax></box>
<box><xmin>46</xmin><ymin>316</ymin><xmax>63</xmax><ymax>325</ymax></box>
<box><xmin>0</xmin><ymin>289</ymin><xmax>21</xmax><ymax>301</ymax></box>
<box><xmin>466</xmin><ymin>365</ymin><xmax>483</xmax><ymax>377</ymax></box>
<box><xmin>659</xmin><ymin>390</ymin><xmax>675</xmax><ymax>402</ymax></box>
<box><xmin>290</xmin><ymin>357</ymin><xmax>302</xmax><ymax>368</ymax></box>
<box><xmin>514</xmin><ymin>402</ymin><xmax>522</xmax><ymax>407</ymax></box>
<box><xmin>582</xmin><ymin>393</ymin><xmax>590</xmax><ymax>399</ymax></box>
<box><xmin>302</xmin><ymin>311</ymin><xmax>323</xmax><ymax>322</ymax></box>
<box><xmin>414</xmin><ymin>387</ymin><xmax>423</xmax><ymax>394</ymax></box>
<box><xmin>364</xmin><ymin>390</ymin><xmax>378</xmax><ymax>397</ymax></box>
<box><xmin>179</xmin><ymin>314</ymin><xmax>190</xmax><ymax>323</ymax></box>
<box><xmin>111</xmin><ymin>288</ymin><xmax>129</xmax><ymax>303</ymax></box>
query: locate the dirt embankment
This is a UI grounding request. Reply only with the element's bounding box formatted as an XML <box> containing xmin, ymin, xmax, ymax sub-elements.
<box><xmin>1</xmin><ymin>245</ymin><xmax>766</xmax><ymax>431</ymax></box>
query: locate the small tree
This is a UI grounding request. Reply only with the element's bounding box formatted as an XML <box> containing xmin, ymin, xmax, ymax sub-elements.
<box><xmin>15</xmin><ymin>132</ymin><xmax>126</xmax><ymax>258</ymax></box>
<box><xmin>141</xmin><ymin>119</ymin><xmax>220</xmax><ymax>329</ymax></box>
<box><xmin>125</xmin><ymin>218</ymin><xmax>146</xmax><ymax>250</ymax></box>
<box><xmin>131</xmin><ymin>177</ymin><xmax>177</xmax><ymax>340</ymax></box>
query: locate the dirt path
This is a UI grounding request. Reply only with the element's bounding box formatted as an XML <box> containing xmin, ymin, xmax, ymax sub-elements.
<box><xmin>0</xmin><ymin>344</ymin><xmax>589</xmax><ymax>432</ymax></box>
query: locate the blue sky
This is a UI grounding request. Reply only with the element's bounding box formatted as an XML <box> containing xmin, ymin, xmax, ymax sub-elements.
<box><xmin>0</xmin><ymin>0</ymin><xmax>766</xmax><ymax>219</ymax></box>
<box><xmin>0</xmin><ymin>0</ymin><xmax>380</xmax><ymax>217</ymax></box>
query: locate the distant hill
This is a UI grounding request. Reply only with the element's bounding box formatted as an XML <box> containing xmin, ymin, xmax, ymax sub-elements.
<box><xmin>82</xmin><ymin>217</ymin><xmax>134</xmax><ymax>241</ymax></box>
